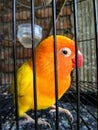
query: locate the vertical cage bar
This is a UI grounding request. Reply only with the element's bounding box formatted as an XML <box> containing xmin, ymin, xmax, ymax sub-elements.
<box><xmin>52</xmin><ymin>0</ymin><xmax>59</xmax><ymax>129</ymax></box>
<box><xmin>0</xmin><ymin>109</ymin><xmax>1</xmax><ymax>129</ymax></box>
<box><xmin>12</xmin><ymin>0</ymin><xmax>19</xmax><ymax>129</ymax></box>
<box><xmin>93</xmin><ymin>0</ymin><xmax>98</xmax><ymax>129</ymax></box>
<box><xmin>31</xmin><ymin>0</ymin><xmax>37</xmax><ymax>129</ymax></box>
<box><xmin>73</xmin><ymin>0</ymin><xmax>80</xmax><ymax>129</ymax></box>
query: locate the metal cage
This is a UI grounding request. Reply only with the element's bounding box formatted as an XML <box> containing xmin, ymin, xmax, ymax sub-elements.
<box><xmin>0</xmin><ymin>0</ymin><xmax>98</xmax><ymax>130</ymax></box>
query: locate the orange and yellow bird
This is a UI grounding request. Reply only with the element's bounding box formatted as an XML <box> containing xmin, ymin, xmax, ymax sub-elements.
<box><xmin>10</xmin><ymin>35</ymin><xmax>83</xmax><ymax>126</ymax></box>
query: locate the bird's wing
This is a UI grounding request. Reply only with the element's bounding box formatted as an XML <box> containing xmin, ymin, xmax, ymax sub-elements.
<box><xmin>10</xmin><ymin>62</ymin><xmax>33</xmax><ymax>96</ymax></box>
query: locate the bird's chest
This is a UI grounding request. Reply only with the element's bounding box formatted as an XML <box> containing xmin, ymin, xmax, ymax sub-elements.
<box><xmin>37</xmin><ymin>75</ymin><xmax>71</xmax><ymax>99</ymax></box>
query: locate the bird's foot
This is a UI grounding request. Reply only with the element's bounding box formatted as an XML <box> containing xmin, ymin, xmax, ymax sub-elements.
<box><xmin>37</xmin><ymin>118</ymin><xmax>51</xmax><ymax>129</ymax></box>
<box><xmin>19</xmin><ymin>113</ymin><xmax>35</xmax><ymax>124</ymax></box>
<box><xmin>49</xmin><ymin>105</ymin><xmax>74</xmax><ymax>122</ymax></box>
<box><xmin>19</xmin><ymin>113</ymin><xmax>51</xmax><ymax>129</ymax></box>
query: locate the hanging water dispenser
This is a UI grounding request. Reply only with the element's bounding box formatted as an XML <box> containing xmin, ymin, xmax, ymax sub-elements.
<box><xmin>17</xmin><ymin>23</ymin><xmax>42</xmax><ymax>48</ymax></box>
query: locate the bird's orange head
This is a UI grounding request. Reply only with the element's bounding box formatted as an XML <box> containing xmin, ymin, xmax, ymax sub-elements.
<box><xmin>36</xmin><ymin>35</ymin><xmax>83</xmax><ymax>79</ymax></box>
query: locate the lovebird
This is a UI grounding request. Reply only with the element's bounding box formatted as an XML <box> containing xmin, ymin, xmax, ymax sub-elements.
<box><xmin>10</xmin><ymin>35</ymin><xmax>83</xmax><ymax>127</ymax></box>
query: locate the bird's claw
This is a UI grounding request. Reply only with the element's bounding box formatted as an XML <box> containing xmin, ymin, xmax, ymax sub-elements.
<box><xmin>59</xmin><ymin>107</ymin><xmax>74</xmax><ymax>122</ymax></box>
<box><xmin>49</xmin><ymin>105</ymin><xmax>74</xmax><ymax>122</ymax></box>
<box><xmin>19</xmin><ymin>113</ymin><xmax>51</xmax><ymax>128</ymax></box>
<box><xmin>38</xmin><ymin>118</ymin><xmax>51</xmax><ymax>129</ymax></box>
<box><xmin>19</xmin><ymin>118</ymin><xmax>51</xmax><ymax>129</ymax></box>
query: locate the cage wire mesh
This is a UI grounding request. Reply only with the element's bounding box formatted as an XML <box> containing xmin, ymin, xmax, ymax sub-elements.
<box><xmin>0</xmin><ymin>0</ymin><xmax>98</xmax><ymax>130</ymax></box>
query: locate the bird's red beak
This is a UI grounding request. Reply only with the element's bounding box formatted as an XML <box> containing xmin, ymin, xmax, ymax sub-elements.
<box><xmin>72</xmin><ymin>51</ymin><xmax>83</xmax><ymax>68</ymax></box>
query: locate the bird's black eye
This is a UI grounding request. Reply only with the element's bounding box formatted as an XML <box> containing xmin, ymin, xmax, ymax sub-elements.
<box><xmin>62</xmin><ymin>50</ymin><xmax>68</xmax><ymax>55</ymax></box>
<box><xmin>60</xmin><ymin>48</ymin><xmax>71</xmax><ymax>57</ymax></box>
